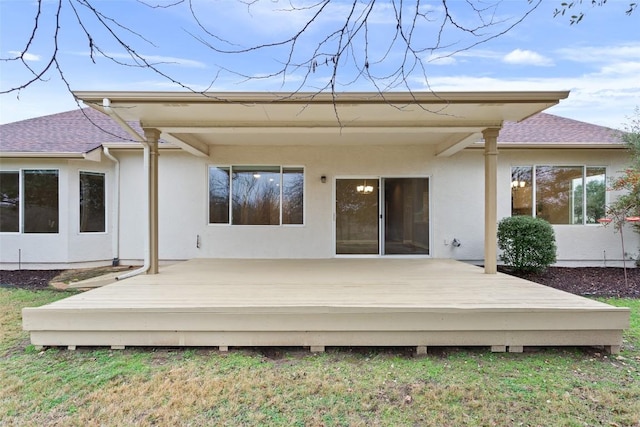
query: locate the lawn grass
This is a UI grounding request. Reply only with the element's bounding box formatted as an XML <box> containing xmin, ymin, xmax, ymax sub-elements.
<box><xmin>1</xmin><ymin>290</ymin><xmax>639</xmax><ymax>426</ymax></box>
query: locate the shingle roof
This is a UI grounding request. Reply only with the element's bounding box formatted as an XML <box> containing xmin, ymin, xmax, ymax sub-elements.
<box><xmin>0</xmin><ymin>108</ymin><xmax>625</xmax><ymax>154</ymax></box>
<box><xmin>0</xmin><ymin>108</ymin><xmax>139</xmax><ymax>153</ymax></box>
<box><xmin>498</xmin><ymin>112</ymin><xmax>622</xmax><ymax>144</ymax></box>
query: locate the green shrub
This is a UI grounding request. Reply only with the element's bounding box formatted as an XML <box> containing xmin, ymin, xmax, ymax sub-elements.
<box><xmin>497</xmin><ymin>216</ymin><xmax>557</xmax><ymax>273</ymax></box>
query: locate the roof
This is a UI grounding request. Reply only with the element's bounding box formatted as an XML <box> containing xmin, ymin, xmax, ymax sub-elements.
<box><xmin>499</xmin><ymin>112</ymin><xmax>622</xmax><ymax>145</ymax></box>
<box><xmin>77</xmin><ymin>90</ymin><xmax>569</xmax><ymax>157</ymax></box>
<box><xmin>0</xmin><ymin>108</ymin><xmax>139</xmax><ymax>155</ymax></box>
<box><xmin>0</xmin><ymin>94</ymin><xmax>625</xmax><ymax>156</ymax></box>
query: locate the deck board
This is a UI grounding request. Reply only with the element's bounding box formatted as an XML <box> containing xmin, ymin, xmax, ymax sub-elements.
<box><xmin>22</xmin><ymin>259</ymin><xmax>629</xmax><ymax>351</ymax></box>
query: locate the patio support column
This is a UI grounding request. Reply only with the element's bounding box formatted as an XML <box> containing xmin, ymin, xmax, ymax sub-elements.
<box><xmin>483</xmin><ymin>128</ymin><xmax>500</xmax><ymax>274</ymax></box>
<box><xmin>144</xmin><ymin>128</ymin><xmax>161</xmax><ymax>274</ymax></box>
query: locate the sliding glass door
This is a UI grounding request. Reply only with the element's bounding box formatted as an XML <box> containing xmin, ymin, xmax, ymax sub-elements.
<box><xmin>335</xmin><ymin>178</ymin><xmax>379</xmax><ymax>254</ymax></box>
<box><xmin>383</xmin><ymin>178</ymin><xmax>429</xmax><ymax>255</ymax></box>
<box><xmin>335</xmin><ymin>177</ymin><xmax>429</xmax><ymax>256</ymax></box>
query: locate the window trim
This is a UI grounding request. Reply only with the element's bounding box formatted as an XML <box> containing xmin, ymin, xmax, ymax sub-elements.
<box><xmin>510</xmin><ymin>165</ymin><xmax>607</xmax><ymax>226</ymax></box>
<box><xmin>0</xmin><ymin>168</ymin><xmax>62</xmax><ymax>234</ymax></box>
<box><xmin>207</xmin><ymin>165</ymin><xmax>305</xmax><ymax>227</ymax></box>
<box><xmin>79</xmin><ymin>170</ymin><xmax>108</xmax><ymax>234</ymax></box>
<box><xmin>22</xmin><ymin>168</ymin><xmax>60</xmax><ymax>234</ymax></box>
<box><xmin>0</xmin><ymin>170</ymin><xmax>20</xmax><ymax>234</ymax></box>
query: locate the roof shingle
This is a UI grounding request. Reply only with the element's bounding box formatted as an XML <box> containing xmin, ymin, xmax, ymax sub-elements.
<box><xmin>499</xmin><ymin>113</ymin><xmax>622</xmax><ymax>144</ymax></box>
<box><xmin>0</xmin><ymin>108</ymin><xmax>139</xmax><ymax>153</ymax></box>
<box><xmin>0</xmin><ymin>108</ymin><xmax>625</xmax><ymax>154</ymax></box>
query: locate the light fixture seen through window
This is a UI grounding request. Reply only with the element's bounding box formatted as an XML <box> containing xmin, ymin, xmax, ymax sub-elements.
<box><xmin>356</xmin><ymin>180</ymin><xmax>374</xmax><ymax>194</ymax></box>
<box><xmin>511</xmin><ymin>180</ymin><xmax>526</xmax><ymax>188</ymax></box>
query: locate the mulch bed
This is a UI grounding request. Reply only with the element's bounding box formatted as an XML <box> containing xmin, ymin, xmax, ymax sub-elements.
<box><xmin>498</xmin><ymin>266</ymin><xmax>640</xmax><ymax>298</ymax></box>
<box><xmin>0</xmin><ymin>270</ymin><xmax>63</xmax><ymax>291</ymax></box>
<box><xmin>1</xmin><ymin>266</ymin><xmax>639</xmax><ymax>298</ymax></box>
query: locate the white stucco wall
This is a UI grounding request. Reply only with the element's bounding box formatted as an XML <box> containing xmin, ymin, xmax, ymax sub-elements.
<box><xmin>496</xmin><ymin>148</ymin><xmax>639</xmax><ymax>266</ymax></box>
<box><xmin>113</xmin><ymin>144</ymin><xmax>639</xmax><ymax>265</ymax></box>
<box><xmin>2</xmin><ymin>144</ymin><xmax>637</xmax><ymax>268</ymax></box>
<box><xmin>0</xmin><ymin>156</ymin><xmax>115</xmax><ymax>268</ymax></box>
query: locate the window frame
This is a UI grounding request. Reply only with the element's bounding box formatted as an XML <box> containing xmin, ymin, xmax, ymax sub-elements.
<box><xmin>510</xmin><ymin>165</ymin><xmax>607</xmax><ymax>226</ymax></box>
<box><xmin>0</xmin><ymin>170</ymin><xmax>20</xmax><ymax>234</ymax></box>
<box><xmin>208</xmin><ymin>165</ymin><xmax>305</xmax><ymax>227</ymax></box>
<box><xmin>79</xmin><ymin>170</ymin><xmax>107</xmax><ymax>234</ymax></box>
<box><xmin>22</xmin><ymin>169</ymin><xmax>60</xmax><ymax>234</ymax></box>
<box><xmin>0</xmin><ymin>168</ymin><xmax>63</xmax><ymax>234</ymax></box>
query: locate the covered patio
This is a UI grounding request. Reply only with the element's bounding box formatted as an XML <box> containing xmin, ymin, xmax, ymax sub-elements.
<box><xmin>23</xmin><ymin>259</ymin><xmax>629</xmax><ymax>354</ymax></box>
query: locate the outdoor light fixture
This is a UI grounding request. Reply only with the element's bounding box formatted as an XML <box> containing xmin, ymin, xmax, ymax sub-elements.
<box><xmin>321</xmin><ymin>175</ymin><xmax>327</xmax><ymax>183</ymax></box>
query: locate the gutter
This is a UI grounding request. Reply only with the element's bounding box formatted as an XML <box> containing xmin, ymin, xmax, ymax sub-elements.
<box><xmin>0</xmin><ymin>151</ymin><xmax>85</xmax><ymax>158</ymax></box>
<box><xmin>102</xmin><ymin>98</ymin><xmax>151</xmax><ymax>280</ymax></box>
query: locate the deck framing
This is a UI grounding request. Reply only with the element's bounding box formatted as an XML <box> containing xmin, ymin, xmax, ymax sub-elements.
<box><xmin>22</xmin><ymin>259</ymin><xmax>629</xmax><ymax>353</ymax></box>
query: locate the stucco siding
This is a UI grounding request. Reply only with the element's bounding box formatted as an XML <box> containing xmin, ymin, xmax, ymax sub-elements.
<box><xmin>2</xmin><ymin>145</ymin><xmax>637</xmax><ymax>268</ymax></box>
<box><xmin>116</xmin><ymin>151</ymin><xmax>146</xmax><ymax>263</ymax></box>
<box><xmin>497</xmin><ymin>149</ymin><xmax>638</xmax><ymax>266</ymax></box>
<box><xmin>0</xmin><ymin>158</ymin><xmax>105</xmax><ymax>267</ymax></box>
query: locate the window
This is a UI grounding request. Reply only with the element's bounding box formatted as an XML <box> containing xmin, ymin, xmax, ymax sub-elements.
<box><xmin>209</xmin><ymin>167</ymin><xmax>230</xmax><ymax>224</ymax></box>
<box><xmin>24</xmin><ymin>170</ymin><xmax>59</xmax><ymax>233</ymax></box>
<box><xmin>209</xmin><ymin>166</ymin><xmax>304</xmax><ymax>225</ymax></box>
<box><xmin>0</xmin><ymin>171</ymin><xmax>19</xmax><ymax>232</ymax></box>
<box><xmin>80</xmin><ymin>172</ymin><xmax>106</xmax><ymax>232</ymax></box>
<box><xmin>0</xmin><ymin>169</ymin><xmax>60</xmax><ymax>233</ymax></box>
<box><xmin>282</xmin><ymin>167</ymin><xmax>304</xmax><ymax>225</ymax></box>
<box><xmin>511</xmin><ymin>166</ymin><xmax>606</xmax><ymax>225</ymax></box>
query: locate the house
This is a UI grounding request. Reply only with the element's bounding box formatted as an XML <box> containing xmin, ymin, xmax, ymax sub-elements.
<box><xmin>1</xmin><ymin>91</ymin><xmax>635</xmax><ymax>270</ymax></box>
<box><xmin>5</xmin><ymin>91</ymin><xmax>632</xmax><ymax>353</ymax></box>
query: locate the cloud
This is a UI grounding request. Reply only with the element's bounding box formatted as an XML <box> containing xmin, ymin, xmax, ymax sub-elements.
<box><xmin>70</xmin><ymin>51</ymin><xmax>207</xmax><ymax>68</ymax></box>
<box><xmin>598</xmin><ymin>61</ymin><xmax>640</xmax><ymax>76</ymax></box>
<box><xmin>420</xmin><ymin>71</ymin><xmax>638</xmax><ymax>129</ymax></box>
<box><xmin>427</xmin><ymin>49</ymin><xmax>507</xmax><ymax>65</ymax></box>
<box><xmin>138</xmin><ymin>54</ymin><xmax>207</xmax><ymax>69</ymax></box>
<box><xmin>8</xmin><ymin>51</ymin><xmax>40</xmax><ymax>61</ymax></box>
<box><xmin>556</xmin><ymin>42</ymin><xmax>640</xmax><ymax>63</ymax></box>
<box><xmin>502</xmin><ymin>49</ymin><xmax>553</xmax><ymax>66</ymax></box>
<box><xmin>428</xmin><ymin>56</ymin><xmax>457</xmax><ymax>65</ymax></box>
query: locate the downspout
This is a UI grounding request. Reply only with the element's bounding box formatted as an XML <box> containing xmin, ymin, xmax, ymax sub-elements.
<box><xmin>117</xmin><ymin>143</ymin><xmax>151</xmax><ymax>280</ymax></box>
<box><xmin>102</xmin><ymin>98</ymin><xmax>151</xmax><ymax>280</ymax></box>
<box><xmin>102</xmin><ymin>146</ymin><xmax>120</xmax><ymax>266</ymax></box>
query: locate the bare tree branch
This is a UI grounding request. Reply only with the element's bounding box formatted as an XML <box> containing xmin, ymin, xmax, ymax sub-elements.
<box><xmin>1</xmin><ymin>0</ymin><xmax>632</xmax><ymax>125</ymax></box>
<box><xmin>553</xmin><ymin>0</ymin><xmax>636</xmax><ymax>24</ymax></box>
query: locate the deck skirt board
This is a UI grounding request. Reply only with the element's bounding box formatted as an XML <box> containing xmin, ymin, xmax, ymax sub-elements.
<box><xmin>22</xmin><ymin>259</ymin><xmax>630</xmax><ymax>350</ymax></box>
<box><xmin>23</xmin><ymin>308</ymin><xmax>628</xmax><ymax>332</ymax></box>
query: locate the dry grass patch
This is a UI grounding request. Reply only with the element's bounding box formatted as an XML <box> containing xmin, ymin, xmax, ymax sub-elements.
<box><xmin>50</xmin><ymin>265</ymin><xmax>137</xmax><ymax>287</ymax></box>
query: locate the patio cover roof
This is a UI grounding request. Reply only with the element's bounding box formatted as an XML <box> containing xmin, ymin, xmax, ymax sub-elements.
<box><xmin>72</xmin><ymin>90</ymin><xmax>570</xmax><ymax>276</ymax></box>
<box><xmin>75</xmin><ymin>91</ymin><xmax>570</xmax><ymax>158</ymax></box>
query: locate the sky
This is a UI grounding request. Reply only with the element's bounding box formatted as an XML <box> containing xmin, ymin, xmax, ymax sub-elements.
<box><xmin>0</xmin><ymin>0</ymin><xmax>638</xmax><ymax>129</ymax></box>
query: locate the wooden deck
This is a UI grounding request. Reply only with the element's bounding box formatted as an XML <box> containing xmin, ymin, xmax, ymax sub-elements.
<box><xmin>22</xmin><ymin>259</ymin><xmax>629</xmax><ymax>353</ymax></box>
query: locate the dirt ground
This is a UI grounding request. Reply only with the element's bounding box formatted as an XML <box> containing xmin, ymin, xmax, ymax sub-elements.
<box><xmin>1</xmin><ymin>265</ymin><xmax>639</xmax><ymax>298</ymax></box>
<box><xmin>0</xmin><ymin>266</ymin><xmax>134</xmax><ymax>291</ymax></box>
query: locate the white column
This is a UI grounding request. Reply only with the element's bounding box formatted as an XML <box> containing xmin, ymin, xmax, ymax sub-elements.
<box><xmin>483</xmin><ymin>128</ymin><xmax>500</xmax><ymax>274</ymax></box>
<box><xmin>143</xmin><ymin>128</ymin><xmax>161</xmax><ymax>274</ymax></box>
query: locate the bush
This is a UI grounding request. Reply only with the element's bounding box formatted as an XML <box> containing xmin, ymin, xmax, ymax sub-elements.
<box><xmin>497</xmin><ymin>216</ymin><xmax>557</xmax><ymax>273</ymax></box>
